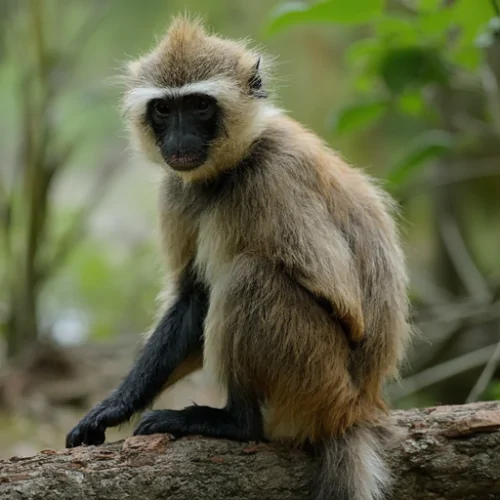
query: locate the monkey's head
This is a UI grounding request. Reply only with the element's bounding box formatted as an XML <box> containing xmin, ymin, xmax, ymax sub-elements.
<box><xmin>123</xmin><ymin>15</ymin><xmax>275</xmax><ymax>182</ymax></box>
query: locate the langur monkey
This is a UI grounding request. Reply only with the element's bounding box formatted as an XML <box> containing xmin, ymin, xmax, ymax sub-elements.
<box><xmin>66</xmin><ymin>16</ymin><xmax>411</xmax><ymax>500</ymax></box>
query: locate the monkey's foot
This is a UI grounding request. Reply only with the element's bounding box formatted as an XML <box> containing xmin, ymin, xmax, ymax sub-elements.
<box><xmin>133</xmin><ymin>406</ymin><xmax>260</xmax><ymax>441</ymax></box>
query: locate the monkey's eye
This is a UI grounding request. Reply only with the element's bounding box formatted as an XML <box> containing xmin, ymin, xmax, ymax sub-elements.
<box><xmin>187</xmin><ymin>95</ymin><xmax>211</xmax><ymax>112</ymax></box>
<box><xmin>152</xmin><ymin>100</ymin><xmax>171</xmax><ymax>118</ymax></box>
<box><xmin>195</xmin><ymin>97</ymin><xmax>210</xmax><ymax>111</ymax></box>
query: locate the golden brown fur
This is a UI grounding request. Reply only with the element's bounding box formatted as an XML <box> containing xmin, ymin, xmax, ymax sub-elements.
<box><xmin>124</xmin><ymin>15</ymin><xmax>411</xmax><ymax>500</ymax></box>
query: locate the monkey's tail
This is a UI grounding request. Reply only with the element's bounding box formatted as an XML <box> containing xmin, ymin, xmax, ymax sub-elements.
<box><xmin>313</xmin><ymin>425</ymin><xmax>392</xmax><ymax>500</ymax></box>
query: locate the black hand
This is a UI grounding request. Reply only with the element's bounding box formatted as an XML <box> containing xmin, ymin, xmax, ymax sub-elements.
<box><xmin>66</xmin><ymin>397</ymin><xmax>133</xmax><ymax>447</ymax></box>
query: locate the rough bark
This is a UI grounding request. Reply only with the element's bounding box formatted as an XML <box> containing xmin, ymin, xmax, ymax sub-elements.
<box><xmin>1</xmin><ymin>402</ymin><xmax>500</xmax><ymax>500</ymax></box>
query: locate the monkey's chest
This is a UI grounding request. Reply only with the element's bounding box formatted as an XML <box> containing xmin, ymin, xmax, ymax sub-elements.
<box><xmin>195</xmin><ymin>224</ymin><xmax>232</xmax><ymax>286</ymax></box>
<box><xmin>193</xmin><ymin>214</ymin><xmax>247</xmax><ymax>286</ymax></box>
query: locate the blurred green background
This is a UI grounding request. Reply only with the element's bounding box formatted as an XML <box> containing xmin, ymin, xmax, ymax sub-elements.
<box><xmin>1</xmin><ymin>0</ymin><xmax>500</xmax><ymax>458</ymax></box>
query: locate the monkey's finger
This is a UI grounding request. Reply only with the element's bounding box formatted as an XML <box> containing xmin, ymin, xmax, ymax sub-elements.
<box><xmin>133</xmin><ymin>416</ymin><xmax>156</xmax><ymax>436</ymax></box>
<box><xmin>66</xmin><ymin>426</ymin><xmax>85</xmax><ymax>448</ymax></box>
<box><xmin>97</xmin><ymin>404</ymin><xmax>132</xmax><ymax>427</ymax></box>
<box><xmin>82</xmin><ymin>423</ymin><xmax>106</xmax><ymax>446</ymax></box>
<box><xmin>133</xmin><ymin>410</ymin><xmax>173</xmax><ymax>436</ymax></box>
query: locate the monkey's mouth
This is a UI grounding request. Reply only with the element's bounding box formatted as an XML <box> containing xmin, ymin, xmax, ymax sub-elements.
<box><xmin>164</xmin><ymin>153</ymin><xmax>206</xmax><ymax>171</ymax></box>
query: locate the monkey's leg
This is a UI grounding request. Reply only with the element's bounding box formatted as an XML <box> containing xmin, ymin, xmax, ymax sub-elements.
<box><xmin>66</xmin><ymin>266</ymin><xmax>208</xmax><ymax>448</ymax></box>
<box><xmin>134</xmin><ymin>254</ymin><xmax>356</xmax><ymax>444</ymax></box>
<box><xmin>133</xmin><ymin>382</ymin><xmax>263</xmax><ymax>441</ymax></box>
<box><xmin>134</xmin><ymin>258</ymin><xmax>265</xmax><ymax>441</ymax></box>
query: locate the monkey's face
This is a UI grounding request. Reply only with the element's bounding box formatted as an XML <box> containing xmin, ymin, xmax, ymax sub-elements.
<box><xmin>123</xmin><ymin>16</ymin><xmax>272</xmax><ymax>181</ymax></box>
<box><xmin>145</xmin><ymin>93</ymin><xmax>221</xmax><ymax>172</ymax></box>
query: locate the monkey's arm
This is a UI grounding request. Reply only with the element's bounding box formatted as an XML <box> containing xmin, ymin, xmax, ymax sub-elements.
<box><xmin>286</xmin><ymin>222</ymin><xmax>365</xmax><ymax>345</ymax></box>
<box><xmin>65</xmin><ymin>265</ymin><xmax>207</xmax><ymax>448</ymax></box>
<box><xmin>295</xmin><ymin>268</ymin><xmax>364</xmax><ymax>344</ymax></box>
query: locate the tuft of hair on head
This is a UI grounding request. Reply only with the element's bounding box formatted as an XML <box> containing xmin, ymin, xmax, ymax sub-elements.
<box><xmin>164</xmin><ymin>12</ymin><xmax>207</xmax><ymax>44</ymax></box>
<box><xmin>120</xmin><ymin>13</ymin><xmax>282</xmax><ymax>181</ymax></box>
<box><xmin>122</xmin><ymin>13</ymin><xmax>276</xmax><ymax>104</ymax></box>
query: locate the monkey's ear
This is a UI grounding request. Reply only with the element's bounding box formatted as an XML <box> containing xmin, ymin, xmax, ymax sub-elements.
<box><xmin>248</xmin><ymin>56</ymin><xmax>267</xmax><ymax>99</ymax></box>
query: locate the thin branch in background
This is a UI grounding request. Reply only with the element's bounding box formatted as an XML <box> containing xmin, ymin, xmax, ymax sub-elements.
<box><xmin>389</xmin><ymin>342</ymin><xmax>499</xmax><ymax>400</ymax></box>
<box><xmin>481</xmin><ymin>64</ymin><xmax>500</xmax><ymax>136</ymax></box>
<box><xmin>0</xmin><ymin>176</ymin><xmax>11</xmax><ymax>260</ymax></box>
<box><xmin>452</xmin><ymin>113</ymin><xmax>494</xmax><ymax>136</ymax></box>
<box><xmin>416</xmin><ymin>298</ymin><xmax>485</xmax><ymax>324</ymax></box>
<box><xmin>39</xmin><ymin>158</ymin><xmax>121</xmax><ymax>281</ymax></box>
<box><xmin>0</xmin><ymin>174</ymin><xmax>6</xmax><ymax>201</ymax></box>
<box><xmin>25</xmin><ymin>0</ymin><xmax>52</xmax><ymax>292</ymax></box>
<box><xmin>493</xmin><ymin>283</ymin><xmax>500</xmax><ymax>302</ymax></box>
<box><xmin>29</xmin><ymin>0</ymin><xmax>48</xmax><ymax>83</ymax></box>
<box><xmin>417</xmin><ymin>323</ymin><xmax>469</xmax><ymax>372</ymax></box>
<box><xmin>410</xmin><ymin>271</ymin><xmax>454</xmax><ymax>306</ymax></box>
<box><xmin>438</xmin><ymin>212</ymin><xmax>491</xmax><ymax>301</ymax></box>
<box><xmin>417</xmin><ymin>299</ymin><xmax>500</xmax><ymax>326</ymax></box>
<box><xmin>466</xmin><ymin>336</ymin><xmax>500</xmax><ymax>402</ymax></box>
<box><xmin>400</xmin><ymin>161</ymin><xmax>500</xmax><ymax>202</ymax></box>
<box><xmin>429</xmin><ymin>161</ymin><xmax>500</xmax><ymax>186</ymax></box>
<box><xmin>400</xmin><ymin>299</ymin><xmax>500</xmax><ymax>386</ymax></box>
<box><xmin>55</xmin><ymin>0</ymin><xmax>116</xmax><ymax>79</ymax></box>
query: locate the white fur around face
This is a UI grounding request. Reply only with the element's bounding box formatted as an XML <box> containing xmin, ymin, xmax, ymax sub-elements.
<box><xmin>123</xmin><ymin>86</ymin><xmax>166</xmax><ymax>118</ymax></box>
<box><xmin>123</xmin><ymin>78</ymin><xmax>238</xmax><ymax>119</ymax></box>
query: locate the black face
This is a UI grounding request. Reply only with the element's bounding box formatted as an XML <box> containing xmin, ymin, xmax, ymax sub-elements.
<box><xmin>146</xmin><ymin>93</ymin><xmax>221</xmax><ymax>171</ymax></box>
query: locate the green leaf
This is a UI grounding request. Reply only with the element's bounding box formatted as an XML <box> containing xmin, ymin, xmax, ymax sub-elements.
<box><xmin>375</xmin><ymin>14</ymin><xmax>417</xmax><ymax>44</ymax></box>
<box><xmin>397</xmin><ymin>91</ymin><xmax>424</xmax><ymax>116</ymax></box>
<box><xmin>379</xmin><ymin>46</ymin><xmax>449</xmax><ymax>94</ymax></box>
<box><xmin>418</xmin><ymin>0</ymin><xmax>441</xmax><ymax>12</ymax></box>
<box><xmin>452</xmin><ymin>0</ymin><xmax>492</xmax><ymax>45</ymax></box>
<box><xmin>264</xmin><ymin>0</ymin><xmax>385</xmax><ymax>35</ymax></box>
<box><xmin>353</xmin><ymin>72</ymin><xmax>379</xmax><ymax>93</ymax></box>
<box><xmin>345</xmin><ymin>38</ymin><xmax>382</xmax><ymax>65</ymax></box>
<box><xmin>345</xmin><ymin>39</ymin><xmax>383</xmax><ymax>91</ymax></box>
<box><xmin>330</xmin><ymin>99</ymin><xmax>388</xmax><ymax>135</ymax></box>
<box><xmin>417</xmin><ymin>9</ymin><xmax>455</xmax><ymax>37</ymax></box>
<box><xmin>386</xmin><ymin>130</ymin><xmax>453</xmax><ymax>185</ymax></box>
<box><xmin>452</xmin><ymin>46</ymin><xmax>481</xmax><ymax>70</ymax></box>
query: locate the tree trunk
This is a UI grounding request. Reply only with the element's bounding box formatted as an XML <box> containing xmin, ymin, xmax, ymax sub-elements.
<box><xmin>1</xmin><ymin>402</ymin><xmax>500</xmax><ymax>499</ymax></box>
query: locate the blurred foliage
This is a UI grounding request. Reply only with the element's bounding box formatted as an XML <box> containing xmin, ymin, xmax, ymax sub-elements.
<box><xmin>0</xmin><ymin>0</ymin><xmax>147</xmax><ymax>356</ymax></box>
<box><xmin>265</xmin><ymin>0</ymin><xmax>500</xmax><ymax>405</ymax></box>
<box><xmin>267</xmin><ymin>0</ymin><xmax>500</xmax><ymax>187</ymax></box>
<box><xmin>265</xmin><ymin>0</ymin><xmax>384</xmax><ymax>33</ymax></box>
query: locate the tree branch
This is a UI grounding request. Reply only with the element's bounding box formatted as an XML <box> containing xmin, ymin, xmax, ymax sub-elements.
<box><xmin>39</xmin><ymin>158</ymin><xmax>121</xmax><ymax>281</ymax></box>
<box><xmin>389</xmin><ymin>343</ymin><xmax>499</xmax><ymax>399</ymax></box>
<box><xmin>466</xmin><ymin>337</ymin><xmax>500</xmax><ymax>402</ymax></box>
<box><xmin>437</xmin><ymin>212</ymin><xmax>491</xmax><ymax>300</ymax></box>
<box><xmin>0</xmin><ymin>402</ymin><xmax>500</xmax><ymax>500</ymax></box>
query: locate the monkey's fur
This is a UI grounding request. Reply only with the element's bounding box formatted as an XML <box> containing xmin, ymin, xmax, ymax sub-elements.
<box><xmin>67</xmin><ymin>16</ymin><xmax>411</xmax><ymax>500</ymax></box>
